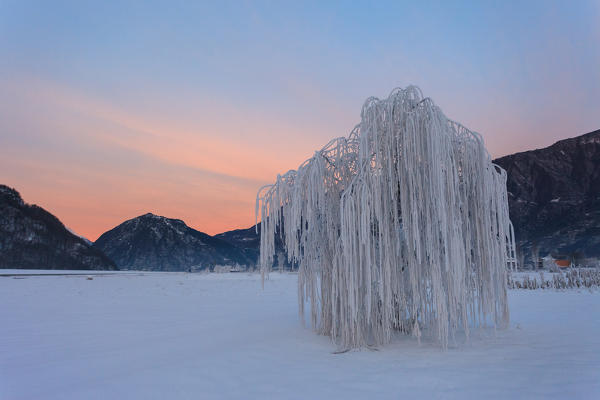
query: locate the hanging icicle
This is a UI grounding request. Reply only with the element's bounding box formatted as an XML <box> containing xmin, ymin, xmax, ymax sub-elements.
<box><xmin>256</xmin><ymin>86</ymin><xmax>514</xmax><ymax>350</ymax></box>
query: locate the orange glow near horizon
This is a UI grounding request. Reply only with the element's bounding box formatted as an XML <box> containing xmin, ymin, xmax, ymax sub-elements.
<box><xmin>0</xmin><ymin>78</ymin><xmax>353</xmax><ymax>240</ymax></box>
<box><xmin>1</xmin><ymin>75</ymin><xmax>596</xmax><ymax>241</ymax></box>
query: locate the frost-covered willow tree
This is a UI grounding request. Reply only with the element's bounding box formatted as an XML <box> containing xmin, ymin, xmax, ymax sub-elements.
<box><xmin>256</xmin><ymin>86</ymin><xmax>515</xmax><ymax>350</ymax></box>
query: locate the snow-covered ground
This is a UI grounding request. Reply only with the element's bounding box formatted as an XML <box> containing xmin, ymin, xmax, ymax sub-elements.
<box><xmin>1</xmin><ymin>272</ymin><xmax>599</xmax><ymax>399</ymax></box>
<box><xmin>0</xmin><ymin>269</ymin><xmax>142</xmax><ymax>276</ymax></box>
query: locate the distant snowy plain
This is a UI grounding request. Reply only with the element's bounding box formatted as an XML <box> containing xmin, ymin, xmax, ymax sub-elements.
<box><xmin>1</xmin><ymin>271</ymin><xmax>599</xmax><ymax>399</ymax></box>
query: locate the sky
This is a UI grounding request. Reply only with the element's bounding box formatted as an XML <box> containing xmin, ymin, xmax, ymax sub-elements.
<box><xmin>1</xmin><ymin>1</ymin><xmax>599</xmax><ymax>240</ymax></box>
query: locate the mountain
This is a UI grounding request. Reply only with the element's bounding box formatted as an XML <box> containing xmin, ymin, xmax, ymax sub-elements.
<box><xmin>0</xmin><ymin>185</ymin><xmax>117</xmax><ymax>270</ymax></box>
<box><xmin>66</xmin><ymin>227</ymin><xmax>93</xmax><ymax>245</ymax></box>
<box><xmin>216</xmin><ymin>223</ymin><xmax>292</xmax><ymax>270</ymax></box>
<box><xmin>215</xmin><ymin>224</ymin><xmax>261</xmax><ymax>263</ymax></box>
<box><xmin>494</xmin><ymin>129</ymin><xmax>600</xmax><ymax>266</ymax></box>
<box><xmin>94</xmin><ymin>213</ymin><xmax>253</xmax><ymax>271</ymax></box>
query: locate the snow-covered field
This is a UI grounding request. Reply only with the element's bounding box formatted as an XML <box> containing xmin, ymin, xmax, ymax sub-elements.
<box><xmin>1</xmin><ymin>272</ymin><xmax>599</xmax><ymax>399</ymax></box>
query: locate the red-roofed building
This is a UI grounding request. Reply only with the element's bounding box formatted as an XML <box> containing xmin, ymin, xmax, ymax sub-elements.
<box><xmin>554</xmin><ymin>259</ymin><xmax>571</xmax><ymax>269</ymax></box>
<box><xmin>541</xmin><ymin>255</ymin><xmax>572</xmax><ymax>270</ymax></box>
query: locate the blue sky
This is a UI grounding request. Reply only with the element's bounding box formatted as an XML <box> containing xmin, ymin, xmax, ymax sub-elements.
<box><xmin>1</xmin><ymin>0</ymin><xmax>598</xmax><ymax>238</ymax></box>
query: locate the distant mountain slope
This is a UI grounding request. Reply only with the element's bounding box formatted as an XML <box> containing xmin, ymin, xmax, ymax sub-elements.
<box><xmin>0</xmin><ymin>185</ymin><xmax>117</xmax><ymax>270</ymax></box>
<box><xmin>215</xmin><ymin>224</ymin><xmax>261</xmax><ymax>264</ymax></box>
<box><xmin>215</xmin><ymin>223</ymin><xmax>292</xmax><ymax>269</ymax></box>
<box><xmin>94</xmin><ymin>213</ymin><xmax>252</xmax><ymax>271</ymax></box>
<box><xmin>494</xmin><ymin>129</ymin><xmax>600</xmax><ymax>264</ymax></box>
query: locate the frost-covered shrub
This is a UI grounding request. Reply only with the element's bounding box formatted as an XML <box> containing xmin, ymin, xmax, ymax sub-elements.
<box><xmin>213</xmin><ymin>265</ymin><xmax>232</xmax><ymax>273</ymax></box>
<box><xmin>257</xmin><ymin>87</ymin><xmax>514</xmax><ymax>350</ymax></box>
<box><xmin>508</xmin><ymin>268</ymin><xmax>600</xmax><ymax>290</ymax></box>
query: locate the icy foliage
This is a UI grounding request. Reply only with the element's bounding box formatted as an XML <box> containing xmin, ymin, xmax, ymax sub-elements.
<box><xmin>509</xmin><ymin>269</ymin><xmax>600</xmax><ymax>290</ymax></box>
<box><xmin>257</xmin><ymin>86</ymin><xmax>515</xmax><ymax>350</ymax></box>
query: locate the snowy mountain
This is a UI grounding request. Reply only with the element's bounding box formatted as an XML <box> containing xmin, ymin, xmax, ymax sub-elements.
<box><xmin>0</xmin><ymin>185</ymin><xmax>117</xmax><ymax>270</ymax></box>
<box><xmin>214</xmin><ymin>224</ymin><xmax>261</xmax><ymax>263</ymax></box>
<box><xmin>494</xmin><ymin>129</ymin><xmax>600</xmax><ymax>265</ymax></box>
<box><xmin>94</xmin><ymin>213</ymin><xmax>253</xmax><ymax>271</ymax></box>
<box><xmin>216</xmin><ymin>223</ymin><xmax>291</xmax><ymax>270</ymax></box>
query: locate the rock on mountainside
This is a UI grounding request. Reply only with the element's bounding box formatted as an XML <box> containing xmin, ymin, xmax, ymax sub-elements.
<box><xmin>494</xmin><ymin>129</ymin><xmax>600</xmax><ymax>265</ymax></box>
<box><xmin>0</xmin><ymin>185</ymin><xmax>117</xmax><ymax>270</ymax></box>
<box><xmin>94</xmin><ymin>213</ymin><xmax>253</xmax><ymax>271</ymax></box>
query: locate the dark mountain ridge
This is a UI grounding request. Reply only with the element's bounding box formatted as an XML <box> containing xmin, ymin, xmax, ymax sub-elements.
<box><xmin>494</xmin><ymin>129</ymin><xmax>600</xmax><ymax>266</ymax></box>
<box><xmin>215</xmin><ymin>223</ymin><xmax>290</xmax><ymax>269</ymax></box>
<box><xmin>215</xmin><ymin>224</ymin><xmax>261</xmax><ymax>262</ymax></box>
<box><xmin>0</xmin><ymin>185</ymin><xmax>117</xmax><ymax>270</ymax></box>
<box><xmin>94</xmin><ymin>213</ymin><xmax>253</xmax><ymax>271</ymax></box>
